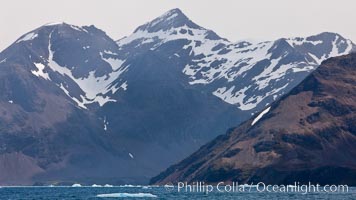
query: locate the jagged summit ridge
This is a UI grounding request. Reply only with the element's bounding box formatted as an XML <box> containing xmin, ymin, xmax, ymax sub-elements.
<box><xmin>133</xmin><ymin>8</ymin><xmax>201</xmax><ymax>33</ymax></box>
<box><xmin>118</xmin><ymin>8</ymin><xmax>224</xmax><ymax>48</ymax></box>
<box><xmin>286</xmin><ymin>32</ymin><xmax>355</xmax><ymax>64</ymax></box>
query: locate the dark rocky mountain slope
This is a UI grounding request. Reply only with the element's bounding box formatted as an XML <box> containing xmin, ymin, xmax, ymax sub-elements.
<box><xmin>151</xmin><ymin>53</ymin><xmax>356</xmax><ymax>185</ymax></box>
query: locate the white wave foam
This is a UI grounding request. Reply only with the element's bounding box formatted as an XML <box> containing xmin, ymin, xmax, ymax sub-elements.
<box><xmin>104</xmin><ymin>184</ymin><xmax>113</xmax><ymax>187</ymax></box>
<box><xmin>71</xmin><ymin>183</ymin><xmax>82</xmax><ymax>187</ymax></box>
<box><xmin>118</xmin><ymin>184</ymin><xmax>141</xmax><ymax>187</ymax></box>
<box><xmin>96</xmin><ymin>193</ymin><xmax>157</xmax><ymax>198</ymax></box>
<box><xmin>92</xmin><ymin>184</ymin><xmax>102</xmax><ymax>187</ymax></box>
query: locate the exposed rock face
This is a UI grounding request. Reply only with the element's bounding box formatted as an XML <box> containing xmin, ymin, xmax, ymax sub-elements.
<box><xmin>151</xmin><ymin>53</ymin><xmax>356</xmax><ymax>185</ymax></box>
<box><xmin>0</xmin><ymin>153</ymin><xmax>44</xmax><ymax>185</ymax></box>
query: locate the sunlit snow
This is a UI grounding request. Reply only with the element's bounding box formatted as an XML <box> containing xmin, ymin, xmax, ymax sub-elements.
<box><xmin>16</xmin><ymin>32</ymin><xmax>38</xmax><ymax>43</ymax></box>
<box><xmin>31</xmin><ymin>63</ymin><xmax>50</xmax><ymax>80</ymax></box>
<box><xmin>251</xmin><ymin>106</ymin><xmax>271</xmax><ymax>126</ymax></box>
<box><xmin>46</xmin><ymin>31</ymin><xmax>128</xmax><ymax>108</ymax></box>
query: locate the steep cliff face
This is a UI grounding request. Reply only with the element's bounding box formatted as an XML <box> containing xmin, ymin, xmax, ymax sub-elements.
<box><xmin>151</xmin><ymin>53</ymin><xmax>356</xmax><ymax>185</ymax></box>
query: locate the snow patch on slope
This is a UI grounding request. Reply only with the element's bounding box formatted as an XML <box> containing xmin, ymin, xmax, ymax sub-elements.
<box><xmin>44</xmin><ymin>22</ymin><xmax>65</xmax><ymax>26</ymax></box>
<box><xmin>16</xmin><ymin>32</ymin><xmax>38</xmax><ymax>43</ymax></box>
<box><xmin>287</xmin><ymin>35</ymin><xmax>353</xmax><ymax>65</ymax></box>
<box><xmin>103</xmin><ymin>117</ymin><xmax>109</xmax><ymax>131</ymax></box>
<box><xmin>31</xmin><ymin>63</ymin><xmax>50</xmax><ymax>80</ymax></box>
<box><xmin>129</xmin><ymin>153</ymin><xmax>134</xmax><ymax>159</ymax></box>
<box><xmin>46</xmin><ymin>32</ymin><xmax>128</xmax><ymax>108</ymax></box>
<box><xmin>251</xmin><ymin>106</ymin><xmax>271</xmax><ymax>126</ymax></box>
<box><xmin>118</xmin><ymin>25</ymin><xmax>224</xmax><ymax>51</ymax></box>
<box><xmin>100</xmin><ymin>52</ymin><xmax>125</xmax><ymax>71</ymax></box>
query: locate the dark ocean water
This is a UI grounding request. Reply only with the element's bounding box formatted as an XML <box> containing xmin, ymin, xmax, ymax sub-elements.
<box><xmin>0</xmin><ymin>186</ymin><xmax>355</xmax><ymax>200</ymax></box>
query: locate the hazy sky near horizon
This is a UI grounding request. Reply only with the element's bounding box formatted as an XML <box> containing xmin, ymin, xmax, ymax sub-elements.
<box><xmin>1</xmin><ymin>0</ymin><xmax>356</xmax><ymax>51</ymax></box>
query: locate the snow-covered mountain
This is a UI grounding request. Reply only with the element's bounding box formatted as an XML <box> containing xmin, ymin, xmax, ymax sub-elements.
<box><xmin>0</xmin><ymin>23</ymin><xmax>134</xmax><ymax>185</ymax></box>
<box><xmin>9</xmin><ymin>22</ymin><xmax>127</xmax><ymax>108</ymax></box>
<box><xmin>117</xmin><ymin>9</ymin><xmax>355</xmax><ymax>113</ymax></box>
<box><xmin>0</xmin><ymin>8</ymin><xmax>354</xmax><ymax>185</ymax></box>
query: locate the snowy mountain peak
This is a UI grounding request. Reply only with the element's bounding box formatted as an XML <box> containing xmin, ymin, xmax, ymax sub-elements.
<box><xmin>117</xmin><ymin>9</ymin><xmax>225</xmax><ymax>50</ymax></box>
<box><xmin>116</xmin><ymin>11</ymin><xmax>354</xmax><ymax>113</ymax></box>
<box><xmin>286</xmin><ymin>32</ymin><xmax>356</xmax><ymax>64</ymax></box>
<box><xmin>133</xmin><ymin>8</ymin><xmax>200</xmax><ymax>33</ymax></box>
<box><xmin>15</xmin><ymin>23</ymin><xmax>90</xmax><ymax>45</ymax></box>
<box><xmin>44</xmin><ymin>21</ymin><xmax>66</xmax><ymax>26</ymax></box>
<box><xmin>6</xmin><ymin>22</ymin><xmax>128</xmax><ymax>109</ymax></box>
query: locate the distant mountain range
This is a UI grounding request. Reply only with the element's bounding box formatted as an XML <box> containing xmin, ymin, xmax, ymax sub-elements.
<box><xmin>151</xmin><ymin>53</ymin><xmax>356</xmax><ymax>185</ymax></box>
<box><xmin>0</xmin><ymin>8</ymin><xmax>354</xmax><ymax>185</ymax></box>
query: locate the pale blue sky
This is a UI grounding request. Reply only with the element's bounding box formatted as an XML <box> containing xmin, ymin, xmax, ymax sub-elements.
<box><xmin>1</xmin><ymin>0</ymin><xmax>355</xmax><ymax>51</ymax></box>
